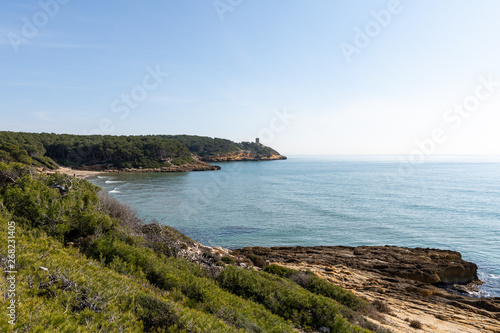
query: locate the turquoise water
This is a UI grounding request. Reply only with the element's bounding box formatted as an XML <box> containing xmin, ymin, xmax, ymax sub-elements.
<box><xmin>90</xmin><ymin>155</ymin><xmax>500</xmax><ymax>297</ymax></box>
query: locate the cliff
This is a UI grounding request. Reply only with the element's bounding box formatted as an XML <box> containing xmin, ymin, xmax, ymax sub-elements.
<box><xmin>201</xmin><ymin>151</ymin><xmax>287</xmax><ymax>162</ymax></box>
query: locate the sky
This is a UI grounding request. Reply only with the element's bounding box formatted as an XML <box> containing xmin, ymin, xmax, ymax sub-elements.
<box><xmin>1</xmin><ymin>0</ymin><xmax>500</xmax><ymax>155</ymax></box>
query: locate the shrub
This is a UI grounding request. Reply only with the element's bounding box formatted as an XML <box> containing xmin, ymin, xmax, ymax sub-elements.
<box><xmin>98</xmin><ymin>191</ymin><xmax>143</xmax><ymax>233</ymax></box>
<box><xmin>0</xmin><ymin>162</ymin><xmax>32</xmax><ymax>188</ymax></box>
<box><xmin>263</xmin><ymin>264</ymin><xmax>295</xmax><ymax>277</ymax></box>
<box><xmin>171</xmin><ymin>155</ymin><xmax>195</xmax><ymax>166</ymax></box>
<box><xmin>264</xmin><ymin>264</ymin><xmax>367</xmax><ymax>312</ymax></box>
<box><xmin>248</xmin><ymin>254</ymin><xmax>266</xmax><ymax>268</ymax></box>
<box><xmin>217</xmin><ymin>266</ymin><xmax>369</xmax><ymax>332</ymax></box>
<box><xmin>0</xmin><ymin>225</ymin><xmax>241</xmax><ymax>332</ymax></box>
<box><xmin>88</xmin><ymin>237</ymin><xmax>294</xmax><ymax>332</ymax></box>
<box><xmin>371</xmin><ymin>300</ymin><xmax>390</xmax><ymax>314</ymax></box>
<box><xmin>1</xmin><ymin>172</ymin><xmax>115</xmax><ymax>242</ymax></box>
<box><xmin>410</xmin><ymin>319</ymin><xmax>423</xmax><ymax>329</ymax></box>
<box><xmin>136</xmin><ymin>294</ymin><xmax>181</xmax><ymax>332</ymax></box>
<box><xmin>221</xmin><ymin>256</ymin><xmax>235</xmax><ymax>265</ymax></box>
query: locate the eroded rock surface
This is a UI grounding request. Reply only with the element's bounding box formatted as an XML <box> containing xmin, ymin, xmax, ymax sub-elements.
<box><xmin>234</xmin><ymin>245</ymin><xmax>479</xmax><ymax>285</ymax></box>
<box><xmin>233</xmin><ymin>245</ymin><xmax>500</xmax><ymax>332</ymax></box>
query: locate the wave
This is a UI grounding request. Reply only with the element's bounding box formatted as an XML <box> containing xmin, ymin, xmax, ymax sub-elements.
<box><xmin>105</xmin><ymin>180</ymin><xmax>125</xmax><ymax>184</ymax></box>
<box><xmin>109</xmin><ymin>188</ymin><xmax>121</xmax><ymax>194</ymax></box>
<box><xmin>97</xmin><ymin>176</ymin><xmax>107</xmax><ymax>179</ymax></box>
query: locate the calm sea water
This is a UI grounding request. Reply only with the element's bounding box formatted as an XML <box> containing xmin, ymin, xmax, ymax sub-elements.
<box><xmin>89</xmin><ymin>155</ymin><xmax>500</xmax><ymax>297</ymax></box>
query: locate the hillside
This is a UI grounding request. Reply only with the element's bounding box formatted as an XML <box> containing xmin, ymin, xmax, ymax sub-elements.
<box><xmin>164</xmin><ymin>135</ymin><xmax>286</xmax><ymax>161</ymax></box>
<box><xmin>0</xmin><ymin>132</ymin><xmax>286</xmax><ymax>171</ymax></box>
<box><xmin>0</xmin><ymin>162</ymin><xmax>383</xmax><ymax>332</ymax></box>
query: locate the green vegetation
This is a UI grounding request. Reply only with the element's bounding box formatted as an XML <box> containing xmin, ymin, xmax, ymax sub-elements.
<box><xmin>0</xmin><ymin>132</ymin><xmax>282</xmax><ymax>170</ymax></box>
<box><xmin>221</xmin><ymin>256</ymin><xmax>235</xmax><ymax>265</ymax></box>
<box><xmin>264</xmin><ymin>264</ymin><xmax>367</xmax><ymax>311</ymax></box>
<box><xmin>0</xmin><ymin>162</ymin><xmax>383</xmax><ymax>332</ymax></box>
<box><xmin>166</xmin><ymin>135</ymin><xmax>281</xmax><ymax>158</ymax></box>
<box><xmin>0</xmin><ymin>132</ymin><xmax>58</xmax><ymax>169</ymax></box>
<box><xmin>218</xmin><ymin>266</ymin><xmax>382</xmax><ymax>332</ymax></box>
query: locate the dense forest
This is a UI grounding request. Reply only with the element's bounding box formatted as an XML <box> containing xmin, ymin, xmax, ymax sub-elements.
<box><xmin>0</xmin><ymin>132</ymin><xmax>283</xmax><ymax>170</ymax></box>
<box><xmin>164</xmin><ymin>135</ymin><xmax>280</xmax><ymax>158</ymax></box>
<box><xmin>0</xmin><ymin>162</ymin><xmax>387</xmax><ymax>332</ymax></box>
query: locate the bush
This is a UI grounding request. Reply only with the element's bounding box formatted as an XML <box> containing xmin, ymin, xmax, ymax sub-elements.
<box><xmin>32</xmin><ymin>155</ymin><xmax>59</xmax><ymax>169</ymax></box>
<box><xmin>136</xmin><ymin>294</ymin><xmax>181</xmax><ymax>332</ymax></box>
<box><xmin>263</xmin><ymin>264</ymin><xmax>295</xmax><ymax>277</ymax></box>
<box><xmin>0</xmin><ymin>170</ymin><xmax>115</xmax><ymax>242</ymax></box>
<box><xmin>88</xmin><ymin>237</ymin><xmax>294</xmax><ymax>332</ymax></box>
<box><xmin>221</xmin><ymin>256</ymin><xmax>235</xmax><ymax>265</ymax></box>
<box><xmin>410</xmin><ymin>319</ymin><xmax>423</xmax><ymax>329</ymax></box>
<box><xmin>0</xmin><ymin>162</ymin><xmax>32</xmax><ymax>188</ymax></box>
<box><xmin>171</xmin><ymin>155</ymin><xmax>195</xmax><ymax>166</ymax></box>
<box><xmin>0</xmin><ymin>225</ymin><xmax>240</xmax><ymax>332</ymax></box>
<box><xmin>264</xmin><ymin>264</ymin><xmax>367</xmax><ymax>312</ymax></box>
<box><xmin>218</xmin><ymin>266</ymin><xmax>369</xmax><ymax>332</ymax></box>
<box><xmin>248</xmin><ymin>254</ymin><xmax>266</xmax><ymax>268</ymax></box>
<box><xmin>98</xmin><ymin>191</ymin><xmax>143</xmax><ymax>233</ymax></box>
<box><xmin>371</xmin><ymin>300</ymin><xmax>390</xmax><ymax>314</ymax></box>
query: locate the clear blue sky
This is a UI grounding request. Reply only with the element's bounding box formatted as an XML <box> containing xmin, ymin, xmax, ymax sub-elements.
<box><xmin>1</xmin><ymin>0</ymin><xmax>500</xmax><ymax>155</ymax></box>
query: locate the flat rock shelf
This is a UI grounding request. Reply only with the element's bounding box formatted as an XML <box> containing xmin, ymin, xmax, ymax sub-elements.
<box><xmin>233</xmin><ymin>245</ymin><xmax>500</xmax><ymax>333</ymax></box>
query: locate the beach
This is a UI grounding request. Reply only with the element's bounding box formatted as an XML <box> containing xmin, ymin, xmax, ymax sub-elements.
<box><xmin>44</xmin><ymin>167</ymin><xmax>105</xmax><ymax>179</ymax></box>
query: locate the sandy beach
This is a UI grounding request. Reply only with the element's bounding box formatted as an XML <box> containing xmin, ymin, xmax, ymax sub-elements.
<box><xmin>44</xmin><ymin>167</ymin><xmax>106</xmax><ymax>179</ymax></box>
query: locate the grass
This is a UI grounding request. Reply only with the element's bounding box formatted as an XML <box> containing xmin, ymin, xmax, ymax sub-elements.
<box><xmin>0</xmin><ymin>225</ymin><xmax>237</xmax><ymax>332</ymax></box>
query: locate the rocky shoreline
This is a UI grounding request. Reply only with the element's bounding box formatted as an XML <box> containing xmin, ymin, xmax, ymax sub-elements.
<box><xmin>105</xmin><ymin>161</ymin><xmax>221</xmax><ymax>173</ymax></box>
<box><xmin>201</xmin><ymin>152</ymin><xmax>287</xmax><ymax>162</ymax></box>
<box><xmin>48</xmin><ymin>160</ymin><xmax>221</xmax><ymax>176</ymax></box>
<box><xmin>45</xmin><ymin>154</ymin><xmax>288</xmax><ymax>177</ymax></box>
<box><xmin>231</xmin><ymin>245</ymin><xmax>500</xmax><ymax>332</ymax></box>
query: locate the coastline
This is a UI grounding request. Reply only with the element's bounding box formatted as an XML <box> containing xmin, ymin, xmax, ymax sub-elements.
<box><xmin>201</xmin><ymin>153</ymin><xmax>287</xmax><ymax>162</ymax></box>
<box><xmin>41</xmin><ymin>162</ymin><xmax>499</xmax><ymax>332</ymax></box>
<box><xmin>44</xmin><ymin>167</ymin><xmax>105</xmax><ymax>179</ymax></box>
<box><xmin>43</xmin><ymin>161</ymin><xmax>221</xmax><ymax>179</ymax></box>
<box><xmin>231</xmin><ymin>245</ymin><xmax>500</xmax><ymax>333</ymax></box>
<box><xmin>42</xmin><ymin>155</ymin><xmax>288</xmax><ymax>178</ymax></box>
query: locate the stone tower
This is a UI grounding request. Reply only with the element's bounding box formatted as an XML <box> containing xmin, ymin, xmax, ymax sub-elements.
<box><xmin>256</xmin><ymin>138</ymin><xmax>260</xmax><ymax>145</ymax></box>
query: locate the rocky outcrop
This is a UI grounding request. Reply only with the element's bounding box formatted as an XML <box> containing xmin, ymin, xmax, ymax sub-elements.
<box><xmin>234</xmin><ymin>245</ymin><xmax>478</xmax><ymax>285</ymax></box>
<box><xmin>233</xmin><ymin>245</ymin><xmax>500</xmax><ymax>332</ymax></box>
<box><xmin>201</xmin><ymin>151</ymin><xmax>287</xmax><ymax>162</ymax></box>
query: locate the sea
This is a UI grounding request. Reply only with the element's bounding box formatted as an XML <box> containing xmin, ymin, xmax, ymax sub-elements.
<box><xmin>89</xmin><ymin>155</ymin><xmax>500</xmax><ymax>297</ymax></box>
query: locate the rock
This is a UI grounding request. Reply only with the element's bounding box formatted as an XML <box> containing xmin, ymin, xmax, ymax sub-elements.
<box><xmin>438</xmin><ymin>262</ymin><xmax>478</xmax><ymax>284</ymax></box>
<box><xmin>259</xmin><ymin>251</ymin><xmax>500</xmax><ymax>333</ymax></box>
<box><xmin>406</xmin><ymin>285</ymin><xmax>437</xmax><ymax>297</ymax></box>
<box><xmin>202</xmin><ymin>152</ymin><xmax>287</xmax><ymax>162</ymax></box>
<box><xmin>234</xmin><ymin>245</ymin><xmax>479</xmax><ymax>286</ymax></box>
<box><xmin>450</xmin><ymin>284</ymin><xmax>480</xmax><ymax>295</ymax></box>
